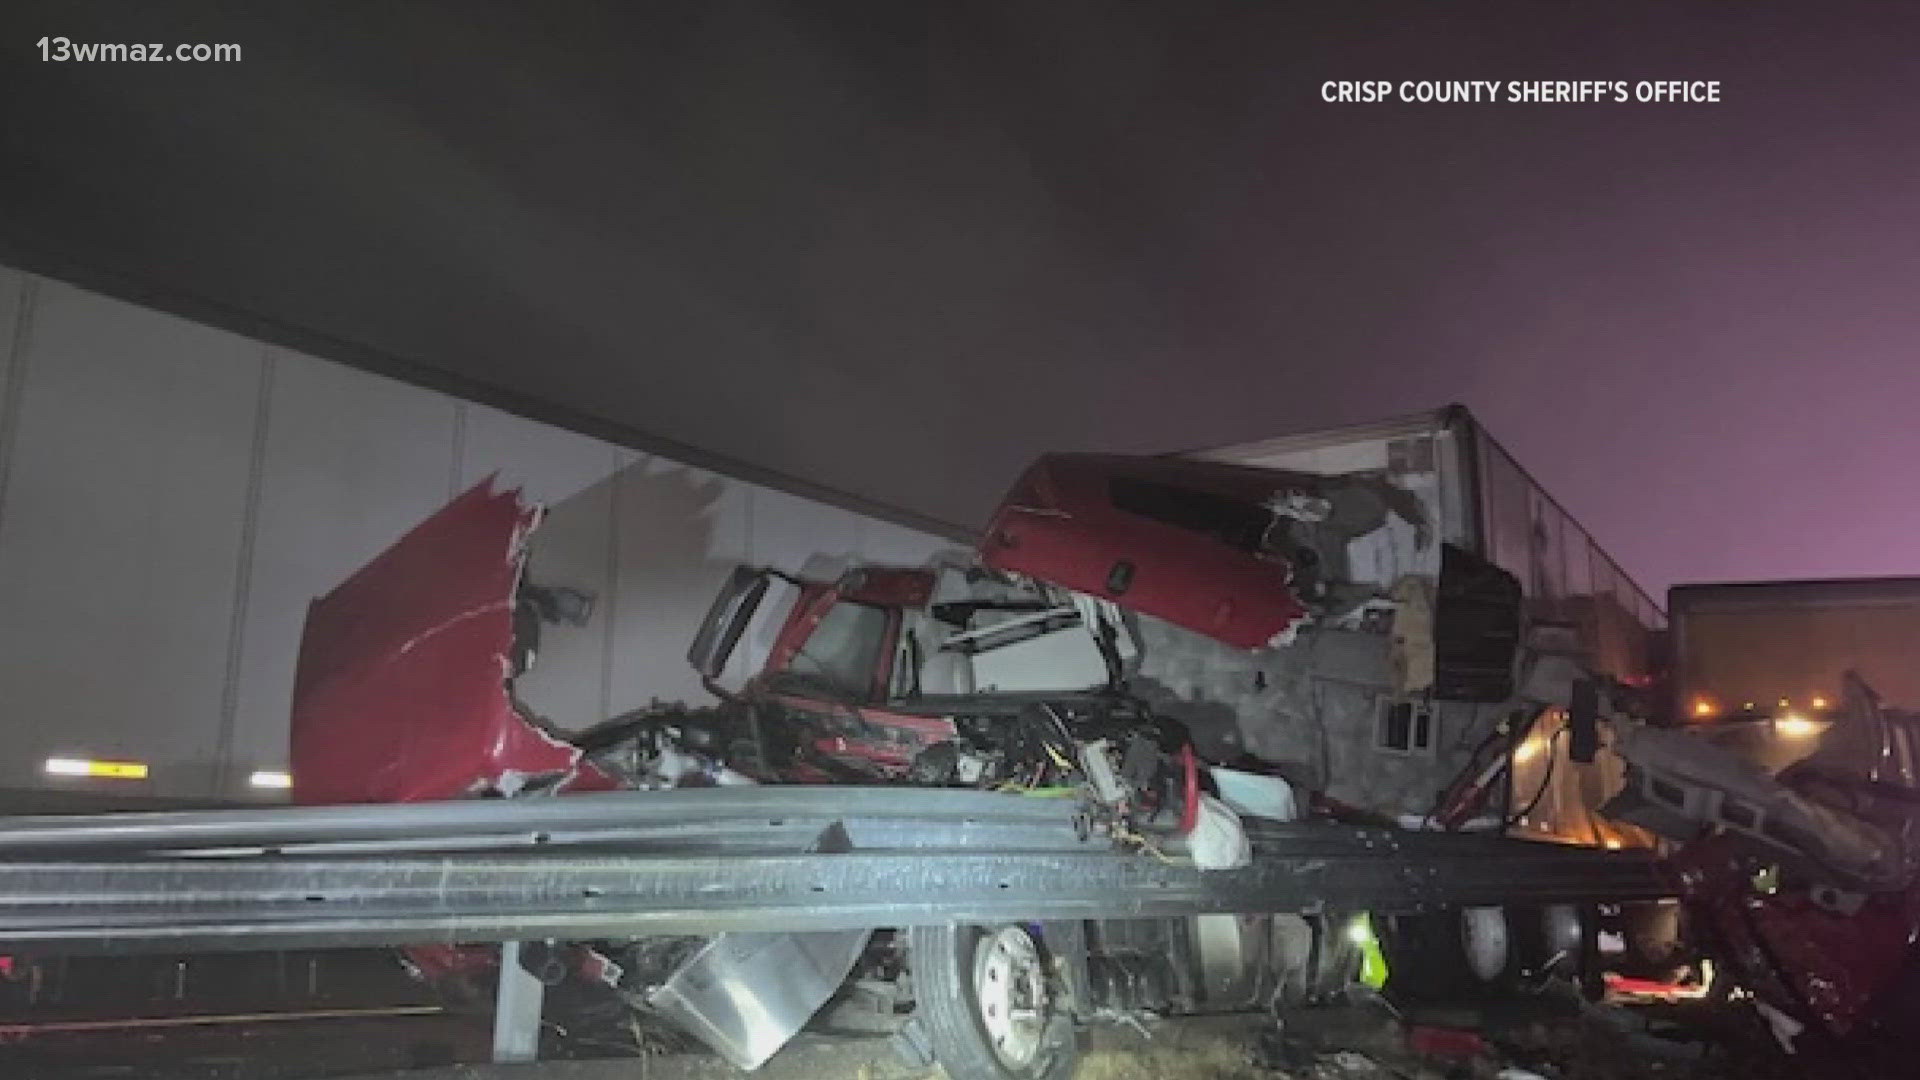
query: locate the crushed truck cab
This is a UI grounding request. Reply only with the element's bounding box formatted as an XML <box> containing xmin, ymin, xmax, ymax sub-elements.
<box><xmin>689</xmin><ymin>559</ymin><xmax>1144</xmax><ymax>781</ymax></box>
<box><xmin>260</xmin><ymin>407</ymin><xmax>1689</xmax><ymax>1079</ymax></box>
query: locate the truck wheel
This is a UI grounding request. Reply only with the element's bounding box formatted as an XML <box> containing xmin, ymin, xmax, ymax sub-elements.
<box><xmin>1465</xmin><ymin>905</ymin><xmax>1608</xmax><ymax>991</ymax></box>
<box><xmin>1530</xmin><ymin>903</ymin><xmax>1603</xmax><ymax>996</ymax></box>
<box><xmin>1388</xmin><ymin>906</ymin><xmax>1573</xmax><ymax>1002</ymax></box>
<box><xmin>907</xmin><ymin>923</ymin><xmax>1078</xmax><ymax>1080</ymax></box>
<box><xmin>1459</xmin><ymin>905</ymin><xmax>1516</xmax><ymax>984</ymax></box>
<box><xmin>1389</xmin><ymin>906</ymin><xmax>1519</xmax><ymax>998</ymax></box>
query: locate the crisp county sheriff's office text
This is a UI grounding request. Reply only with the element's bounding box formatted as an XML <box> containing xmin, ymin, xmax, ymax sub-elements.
<box><xmin>1322</xmin><ymin>81</ymin><xmax>1720</xmax><ymax>104</ymax></box>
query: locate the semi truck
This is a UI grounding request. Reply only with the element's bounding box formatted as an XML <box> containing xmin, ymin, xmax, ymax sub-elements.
<box><xmin>696</xmin><ymin>405</ymin><xmax>1666</xmax><ymax>830</ymax></box>
<box><xmin>0</xmin><ymin>406</ymin><xmax>1757</xmax><ymax>1080</ymax></box>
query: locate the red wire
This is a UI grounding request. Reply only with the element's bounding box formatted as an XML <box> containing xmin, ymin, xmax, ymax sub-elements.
<box><xmin>1178</xmin><ymin>743</ymin><xmax>1200</xmax><ymax>834</ymax></box>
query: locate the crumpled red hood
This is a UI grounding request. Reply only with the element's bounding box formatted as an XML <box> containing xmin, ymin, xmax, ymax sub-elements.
<box><xmin>980</xmin><ymin>453</ymin><xmax>1309</xmax><ymax>649</ymax></box>
<box><xmin>290</xmin><ymin>479</ymin><xmax>579</xmax><ymax>804</ymax></box>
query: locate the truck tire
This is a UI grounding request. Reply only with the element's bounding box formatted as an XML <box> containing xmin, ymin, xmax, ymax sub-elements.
<box><xmin>1466</xmin><ymin>904</ymin><xmax>1607</xmax><ymax>989</ymax></box>
<box><xmin>1528</xmin><ymin>902</ymin><xmax>1603</xmax><ymax>996</ymax></box>
<box><xmin>1458</xmin><ymin>905</ymin><xmax>1518</xmax><ymax>984</ymax></box>
<box><xmin>907</xmin><ymin>923</ymin><xmax>1078</xmax><ymax>1080</ymax></box>
<box><xmin>1384</xmin><ymin>906</ymin><xmax>1522</xmax><ymax>1001</ymax></box>
<box><xmin>1392</xmin><ymin>905</ymin><xmax>1605</xmax><ymax>1002</ymax></box>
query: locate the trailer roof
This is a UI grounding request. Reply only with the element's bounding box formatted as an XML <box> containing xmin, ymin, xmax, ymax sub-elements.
<box><xmin>1173</xmin><ymin>405</ymin><xmax>1464</xmax><ymax>462</ymax></box>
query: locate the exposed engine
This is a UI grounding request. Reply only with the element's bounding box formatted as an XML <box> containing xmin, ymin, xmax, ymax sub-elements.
<box><xmin>567</xmin><ymin>704</ymin><xmax>757</xmax><ymax>790</ymax></box>
<box><xmin>903</xmin><ymin>698</ymin><xmax>1192</xmax><ymax>830</ymax></box>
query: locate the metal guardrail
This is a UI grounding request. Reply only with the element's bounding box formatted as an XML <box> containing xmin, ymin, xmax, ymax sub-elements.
<box><xmin>0</xmin><ymin>787</ymin><xmax>1093</xmax><ymax>856</ymax></box>
<box><xmin>0</xmin><ymin>788</ymin><xmax>1672</xmax><ymax>955</ymax></box>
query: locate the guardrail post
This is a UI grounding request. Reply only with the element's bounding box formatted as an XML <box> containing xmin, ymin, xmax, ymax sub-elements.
<box><xmin>492</xmin><ymin>941</ymin><xmax>543</xmax><ymax>1063</ymax></box>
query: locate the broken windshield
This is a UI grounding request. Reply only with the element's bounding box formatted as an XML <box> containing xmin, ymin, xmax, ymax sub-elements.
<box><xmin>782</xmin><ymin>600</ymin><xmax>889</xmax><ymax>699</ymax></box>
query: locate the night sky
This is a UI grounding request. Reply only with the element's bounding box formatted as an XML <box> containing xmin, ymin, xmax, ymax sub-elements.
<box><xmin>3</xmin><ymin>2</ymin><xmax>1918</xmax><ymax>598</ymax></box>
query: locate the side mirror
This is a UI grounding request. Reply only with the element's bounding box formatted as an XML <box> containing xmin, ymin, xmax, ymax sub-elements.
<box><xmin>687</xmin><ymin>567</ymin><xmax>772</xmax><ymax>682</ymax></box>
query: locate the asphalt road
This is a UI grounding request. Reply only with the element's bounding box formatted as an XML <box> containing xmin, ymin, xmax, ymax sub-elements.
<box><xmin>328</xmin><ymin>1015</ymin><xmax>1287</xmax><ymax>1080</ymax></box>
<box><xmin>0</xmin><ymin>996</ymin><xmax>1795</xmax><ymax>1080</ymax></box>
<box><xmin>0</xmin><ymin>1011</ymin><xmax>1284</xmax><ymax>1080</ymax></box>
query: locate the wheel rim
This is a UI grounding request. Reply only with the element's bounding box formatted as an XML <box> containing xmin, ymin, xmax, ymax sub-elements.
<box><xmin>1461</xmin><ymin>906</ymin><xmax>1510</xmax><ymax>982</ymax></box>
<box><xmin>973</xmin><ymin>925</ymin><xmax>1049</xmax><ymax>1070</ymax></box>
<box><xmin>1541</xmin><ymin>904</ymin><xmax>1584</xmax><ymax>959</ymax></box>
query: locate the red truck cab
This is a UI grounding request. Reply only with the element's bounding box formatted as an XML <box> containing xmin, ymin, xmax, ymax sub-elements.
<box><xmin>979</xmin><ymin>453</ymin><xmax>1314</xmax><ymax>650</ymax></box>
<box><xmin>689</xmin><ymin>559</ymin><xmax>1139</xmax><ymax>779</ymax></box>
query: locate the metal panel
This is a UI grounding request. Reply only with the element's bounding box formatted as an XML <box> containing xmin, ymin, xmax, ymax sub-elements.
<box><xmin>855</xmin><ymin>516</ymin><xmax>951</xmax><ymax>567</ymax></box>
<box><xmin>746</xmin><ymin>484</ymin><xmax>864</xmax><ymax>572</ymax></box>
<box><xmin>0</xmin><ymin>281</ymin><xmax>259</xmax><ymax>795</ymax></box>
<box><xmin>459</xmin><ymin>405</ymin><xmax>627</xmax><ymax>730</ymax></box>
<box><xmin>514</xmin><ymin>476</ymin><xmax>621</xmax><ymax>730</ymax></box>
<box><xmin>0</xmin><ymin>267</ymin><xmax>24</xmax><ymax>479</ymax></box>
<box><xmin>227</xmin><ymin>350</ymin><xmax>461</xmax><ymax>785</ymax></box>
<box><xmin>1182</xmin><ymin>409</ymin><xmax>1454</xmax><ymax>466</ymax></box>
<box><xmin>456</xmin><ymin>403</ymin><xmax>625</xmax><ymax>507</ymax></box>
<box><xmin>649</xmin><ymin>927</ymin><xmax>872</xmax><ymax>1069</ymax></box>
<box><xmin>0</xmin><ymin>269</ymin><xmax>970</xmax><ymax>799</ymax></box>
<box><xmin>602</xmin><ymin>455</ymin><xmax>745</xmax><ymax>712</ymax></box>
<box><xmin>0</xmin><ymin>269</ymin><xmax>29</xmax><ymax>568</ymax></box>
